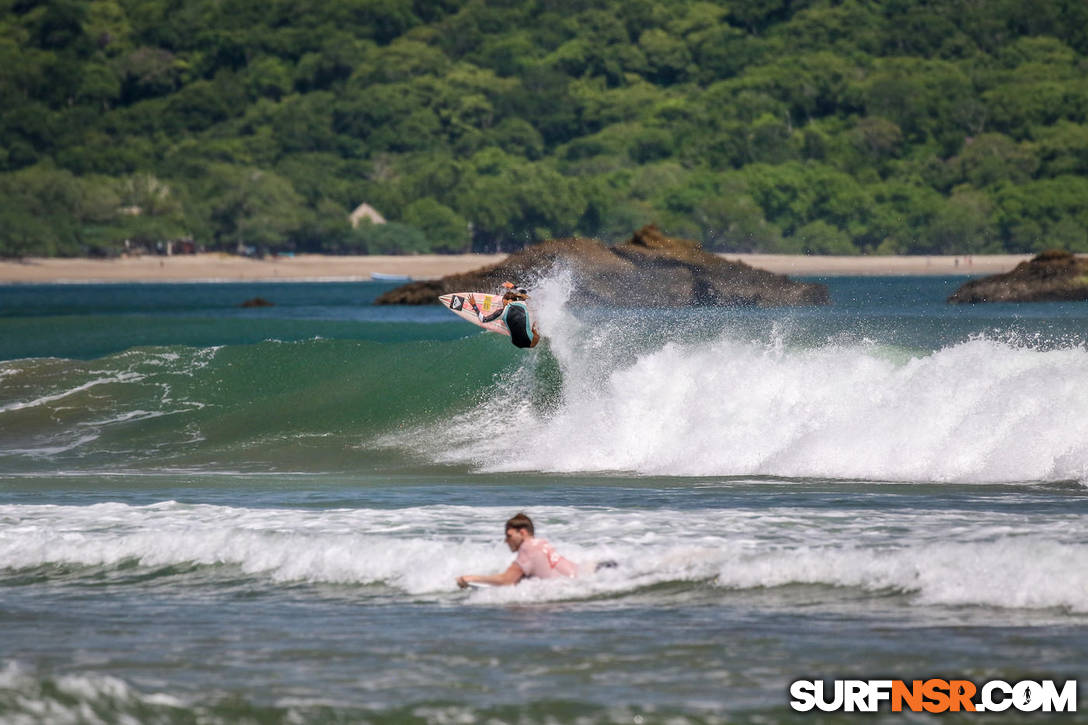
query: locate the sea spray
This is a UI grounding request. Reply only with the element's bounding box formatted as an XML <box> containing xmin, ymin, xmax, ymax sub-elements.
<box><xmin>414</xmin><ymin>272</ymin><xmax>1088</xmax><ymax>483</ymax></box>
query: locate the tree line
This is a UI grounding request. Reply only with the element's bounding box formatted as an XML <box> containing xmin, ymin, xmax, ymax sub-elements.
<box><xmin>2</xmin><ymin>0</ymin><xmax>1088</xmax><ymax>257</ymax></box>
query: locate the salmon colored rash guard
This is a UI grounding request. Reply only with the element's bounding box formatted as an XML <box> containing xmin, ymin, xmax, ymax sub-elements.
<box><xmin>515</xmin><ymin>538</ymin><xmax>577</xmax><ymax>579</ymax></box>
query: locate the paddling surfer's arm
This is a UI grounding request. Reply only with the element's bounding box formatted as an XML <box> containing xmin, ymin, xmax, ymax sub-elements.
<box><xmin>456</xmin><ymin>562</ymin><xmax>524</xmax><ymax>588</ymax></box>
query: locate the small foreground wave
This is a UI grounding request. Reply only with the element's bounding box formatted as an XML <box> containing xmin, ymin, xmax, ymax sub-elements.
<box><xmin>2</xmin><ymin>502</ymin><xmax>1086</xmax><ymax>613</ymax></box>
<box><xmin>0</xmin><ymin>661</ymin><xmax>188</xmax><ymax>725</ymax></box>
<box><xmin>0</xmin><ymin>660</ymin><xmax>766</xmax><ymax>725</ymax></box>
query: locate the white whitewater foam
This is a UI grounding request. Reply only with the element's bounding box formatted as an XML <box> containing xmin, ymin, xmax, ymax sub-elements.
<box><xmin>1</xmin><ymin>502</ymin><xmax>1086</xmax><ymax>613</ymax></box>
<box><xmin>0</xmin><ymin>372</ymin><xmax>145</xmax><ymax>414</ymax></box>
<box><xmin>421</xmin><ymin>272</ymin><xmax>1088</xmax><ymax>483</ymax></box>
<box><xmin>0</xmin><ymin>660</ymin><xmax>186</xmax><ymax>724</ymax></box>
<box><xmin>0</xmin><ymin>348</ymin><xmax>218</xmax><ymax>460</ymax></box>
<box><xmin>3</xmin><ymin>433</ymin><xmax>104</xmax><ymax>458</ymax></box>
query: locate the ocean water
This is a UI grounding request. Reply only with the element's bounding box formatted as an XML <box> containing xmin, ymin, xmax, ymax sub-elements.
<box><xmin>1</xmin><ymin>274</ymin><xmax>1086</xmax><ymax>724</ymax></box>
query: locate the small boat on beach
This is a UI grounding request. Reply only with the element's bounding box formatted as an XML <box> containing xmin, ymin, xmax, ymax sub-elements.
<box><xmin>370</xmin><ymin>272</ymin><xmax>413</xmax><ymax>282</ymax></box>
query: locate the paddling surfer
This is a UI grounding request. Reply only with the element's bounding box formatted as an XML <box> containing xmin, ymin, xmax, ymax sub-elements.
<box><xmin>468</xmin><ymin>286</ymin><xmax>540</xmax><ymax>349</ymax></box>
<box><xmin>456</xmin><ymin>513</ymin><xmax>577</xmax><ymax>588</ymax></box>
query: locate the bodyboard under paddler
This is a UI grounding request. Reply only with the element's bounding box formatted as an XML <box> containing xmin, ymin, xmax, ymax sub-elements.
<box><xmin>438</xmin><ymin>292</ymin><xmax>511</xmax><ymax>337</ymax></box>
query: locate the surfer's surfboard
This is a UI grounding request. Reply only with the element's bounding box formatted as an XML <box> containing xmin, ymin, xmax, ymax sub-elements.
<box><xmin>438</xmin><ymin>292</ymin><xmax>511</xmax><ymax>337</ymax></box>
<box><xmin>464</xmin><ymin>581</ymin><xmax>495</xmax><ymax>589</ymax></box>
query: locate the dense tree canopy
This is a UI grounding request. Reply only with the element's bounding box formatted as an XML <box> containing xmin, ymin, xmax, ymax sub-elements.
<box><xmin>2</xmin><ymin>0</ymin><xmax>1088</xmax><ymax>257</ymax></box>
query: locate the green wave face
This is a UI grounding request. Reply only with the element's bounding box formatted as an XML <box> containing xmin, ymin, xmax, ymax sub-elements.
<box><xmin>0</xmin><ymin>335</ymin><xmax>527</xmax><ymax>473</ymax></box>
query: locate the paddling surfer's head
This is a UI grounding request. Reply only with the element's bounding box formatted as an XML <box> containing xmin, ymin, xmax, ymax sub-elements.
<box><xmin>504</xmin><ymin>512</ymin><xmax>534</xmax><ymax>551</ymax></box>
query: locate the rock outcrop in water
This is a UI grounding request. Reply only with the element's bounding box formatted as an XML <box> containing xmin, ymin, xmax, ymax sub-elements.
<box><xmin>375</xmin><ymin>226</ymin><xmax>830</xmax><ymax>307</ymax></box>
<box><xmin>947</xmin><ymin>250</ymin><xmax>1088</xmax><ymax>303</ymax></box>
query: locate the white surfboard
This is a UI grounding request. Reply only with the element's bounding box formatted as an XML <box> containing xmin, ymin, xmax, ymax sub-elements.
<box><xmin>438</xmin><ymin>292</ymin><xmax>511</xmax><ymax>337</ymax></box>
<box><xmin>464</xmin><ymin>581</ymin><xmax>495</xmax><ymax>589</ymax></box>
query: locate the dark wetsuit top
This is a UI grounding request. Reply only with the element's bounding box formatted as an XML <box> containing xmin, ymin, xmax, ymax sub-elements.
<box><xmin>481</xmin><ymin>301</ymin><xmax>533</xmax><ymax>348</ymax></box>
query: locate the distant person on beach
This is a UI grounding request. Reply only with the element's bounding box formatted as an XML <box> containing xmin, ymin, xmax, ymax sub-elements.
<box><xmin>456</xmin><ymin>513</ymin><xmax>577</xmax><ymax>588</ymax></box>
<box><xmin>468</xmin><ymin>286</ymin><xmax>540</xmax><ymax>349</ymax></box>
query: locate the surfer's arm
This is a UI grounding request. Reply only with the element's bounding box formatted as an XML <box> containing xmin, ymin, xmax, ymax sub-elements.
<box><xmin>467</xmin><ymin>294</ymin><xmax>504</xmax><ymax>323</ymax></box>
<box><xmin>456</xmin><ymin>562</ymin><xmax>524</xmax><ymax>588</ymax></box>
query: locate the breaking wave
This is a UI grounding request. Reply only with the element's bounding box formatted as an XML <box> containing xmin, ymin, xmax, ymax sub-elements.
<box><xmin>416</xmin><ymin>271</ymin><xmax>1088</xmax><ymax>483</ymax></box>
<box><xmin>2</xmin><ymin>502</ymin><xmax>1085</xmax><ymax>612</ymax></box>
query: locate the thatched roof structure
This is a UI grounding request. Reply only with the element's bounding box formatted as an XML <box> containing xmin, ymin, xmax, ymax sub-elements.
<box><xmin>349</xmin><ymin>203</ymin><xmax>386</xmax><ymax>228</ymax></box>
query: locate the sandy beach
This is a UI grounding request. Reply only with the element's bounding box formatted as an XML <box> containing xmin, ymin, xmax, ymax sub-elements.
<box><xmin>0</xmin><ymin>254</ymin><xmax>508</xmax><ymax>284</ymax></box>
<box><xmin>726</xmin><ymin>253</ymin><xmax>1032</xmax><ymax>276</ymax></box>
<box><xmin>0</xmin><ymin>252</ymin><xmax>1032</xmax><ymax>284</ymax></box>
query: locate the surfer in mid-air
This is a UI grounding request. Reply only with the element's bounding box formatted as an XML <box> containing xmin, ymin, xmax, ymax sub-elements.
<box><xmin>457</xmin><ymin>513</ymin><xmax>577</xmax><ymax>588</ymax></box>
<box><xmin>468</xmin><ymin>285</ymin><xmax>540</xmax><ymax>348</ymax></box>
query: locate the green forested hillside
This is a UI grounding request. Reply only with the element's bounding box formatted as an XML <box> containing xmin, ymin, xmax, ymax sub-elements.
<box><xmin>3</xmin><ymin>0</ymin><xmax>1088</xmax><ymax>257</ymax></box>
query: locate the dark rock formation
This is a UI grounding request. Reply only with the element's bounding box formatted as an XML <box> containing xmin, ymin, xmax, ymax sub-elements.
<box><xmin>948</xmin><ymin>250</ymin><xmax>1088</xmax><ymax>303</ymax></box>
<box><xmin>240</xmin><ymin>297</ymin><xmax>274</xmax><ymax>307</ymax></box>
<box><xmin>375</xmin><ymin>225</ymin><xmax>829</xmax><ymax>307</ymax></box>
